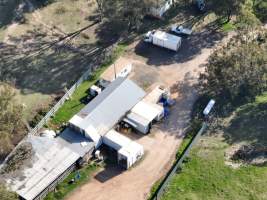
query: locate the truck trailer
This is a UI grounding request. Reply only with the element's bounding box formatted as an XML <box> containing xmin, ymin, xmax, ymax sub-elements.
<box><xmin>144</xmin><ymin>30</ymin><xmax>182</xmax><ymax>51</ymax></box>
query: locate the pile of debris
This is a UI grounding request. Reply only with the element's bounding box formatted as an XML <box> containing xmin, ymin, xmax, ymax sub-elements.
<box><xmin>225</xmin><ymin>143</ymin><xmax>267</xmax><ymax>167</ymax></box>
<box><xmin>0</xmin><ymin>142</ymin><xmax>34</xmax><ymax>175</ymax></box>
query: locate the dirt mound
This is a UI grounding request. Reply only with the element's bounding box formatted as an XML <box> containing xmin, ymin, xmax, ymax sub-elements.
<box><xmin>225</xmin><ymin>143</ymin><xmax>267</xmax><ymax>168</ymax></box>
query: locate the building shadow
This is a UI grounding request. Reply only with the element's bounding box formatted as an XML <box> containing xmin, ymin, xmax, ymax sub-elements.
<box><xmin>94</xmin><ymin>163</ymin><xmax>123</xmax><ymax>183</ymax></box>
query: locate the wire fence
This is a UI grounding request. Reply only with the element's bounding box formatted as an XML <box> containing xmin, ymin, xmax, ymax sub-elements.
<box><xmin>151</xmin><ymin>122</ymin><xmax>208</xmax><ymax>200</ymax></box>
<box><xmin>29</xmin><ymin>45</ymin><xmax>114</xmax><ymax>136</ymax></box>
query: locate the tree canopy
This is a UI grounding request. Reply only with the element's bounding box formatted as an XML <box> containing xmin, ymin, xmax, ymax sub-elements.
<box><xmin>199</xmin><ymin>28</ymin><xmax>267</xmax><ymax>110</ymax></box>
<box><xmin>208</xmin><ymin>0</ymin><xmax>245</xmax><ymax>22</ymax></box>
<box><xmin>0</xmin><ymin>184</ymin><xmax>17</xmax><ymax>200</ymax></box>
<box><xmin>0</xmin><ymin>83</ymin><xmax>25</xmax><ymax>160</ymax></box>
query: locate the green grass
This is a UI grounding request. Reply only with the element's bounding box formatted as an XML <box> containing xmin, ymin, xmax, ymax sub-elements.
<box><xmin>147</xmin><ymin>134</ymin><xmax>194</xmax><ymax>200</ymax></box>
<box><xmin>221</xmin><ymin>22</ymin><xmax>236</xmax><ymax>32</ymax></box>
<box><xmin>160</xmin><ymin>92</ymin><xmax>267</xmax><ymax>200</ymax></box>
<box><xmin>49</xmin><ymin>44</ymin><xmax>126</xmax><ymax>127</ymax></box>
<box><xmin>161</xmin><ymin>137</ymin><xmax>267</xmax><ymax>200</ymax></box>
<box><xmin>44</xmin><ymin>163</ymin><xmax>99</xmax><ymax>200</ymax></box>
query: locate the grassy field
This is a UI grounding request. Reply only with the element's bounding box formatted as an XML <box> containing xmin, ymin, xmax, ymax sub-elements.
<box><xmin>160</xmin><ymin>92</ymin><xmax>267</xmax><ymax>200</ymax></box>
<box><xmin>45</xmin><ymin>163</ymin><xmax>99</xmax><ymax>200</ymax></box>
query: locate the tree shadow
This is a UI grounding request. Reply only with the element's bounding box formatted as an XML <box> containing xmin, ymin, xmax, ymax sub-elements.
<box><xmin>134</xmin><ymin>28</ymin><xmax>225</xmax><ymax>67</ymax></box>
<box><xmin>224</xmin><ymin>102</ymin><xmax>267</xmax><ymax>146</ymax></box>
<box><xmin>94</xmin><ymin>19</ymin><xmax>127</xmax><ymax>46</ymax></box>
<box><xmin>0</xmin><ymin>27</ymin><xmax>111</xmax><ymax>95</ymax></box>
<box><xmin>0</xmin><ymin>0</ymin><xmax>56</xmax><ymax>28</ymax></box>
<box><xmin>159</xmin><ymin>72</ymin><xmax>199</xmax><ymax>139</ymax></box>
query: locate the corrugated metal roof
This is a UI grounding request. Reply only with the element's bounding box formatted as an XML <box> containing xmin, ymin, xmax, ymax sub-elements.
<box><xmin>103</xmin><ymin>129</ymin><xmax>132</xmax><ymax>151</ymax></box>
<box><xmin>70</xmin><ymin>78</ymin><xmax>146</xmax><ymax>138</ymax></box>
<box><xmin>130</xmin><ymin>101</ymin><xmax>163</xmax><ymax>122</ymax></box>
<box><xmin>5</xmin><ymin>136</ymin><xmax>81</xmax><ymax>200</ymax></box>
<box><xmin>58</xmin><ymin>128</ymin><xmax>95</xmax><ymax>157</ymax></box>
<box><xmin>126</xmin><ymin>112</ymin><xmax>150</xmax><ymax>127</ymax></box>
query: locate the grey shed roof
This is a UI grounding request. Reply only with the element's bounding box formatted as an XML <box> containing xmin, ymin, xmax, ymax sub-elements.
<box><xmin>58</xmin><ymin>128</ymin><xmax>95</xmax><ymax>157</ymax></box>
<box><xmin>5</xmin><ymin>136</ymin><xmax>80</xmax><ymax>200</ymax></box>
<box><xmin>71</xmin><ymin>77</ymin><xmax>146</xmax><ymax>136</ymax></box>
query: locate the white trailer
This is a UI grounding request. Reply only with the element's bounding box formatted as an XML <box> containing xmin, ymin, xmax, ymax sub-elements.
<box><xmin>103</xmin><ymin>129</ymin><xmax>144</xmax><ymax>169</ymax></box>
<box><xmin>118</xmin><ymin>142</ymin><xmax>144</xmax><ymax>169</ymax></box>
<box><xmin>144</xmin><ymin>30</ymin><xmax>182</xmax><ymax>51</ymax></box>
<box><xmin>103</xmin><ymin>129</ymin><xmax>131</xmax><ymax>151</ymax></box>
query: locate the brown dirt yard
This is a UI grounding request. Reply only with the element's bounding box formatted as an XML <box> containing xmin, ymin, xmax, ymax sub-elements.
<box><xmin>66</xmin><ymin>30</ymin><xmax>234</xmax><ymax>200</ymax></box>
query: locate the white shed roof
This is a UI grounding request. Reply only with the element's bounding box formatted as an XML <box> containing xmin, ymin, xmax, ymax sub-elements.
<box><xmin>6</xmin><ymin>136</ymin><xmax>80</xmax><ymax>200</ymax></box>
<box><xmin>142</xmin><ymin>85</ymin><xmax>165</xmax><ymax>104</ymax></box>
<box><xmin>69</xmin><ymin>78</ymin><xmax>146</xmax><ymax>139</ymax></box>
<box><xmin>131</xmin><ymin>101</ymin><xmax>163</xmax><ymax>122</ymax></box>
<box><xmin>103</xmin><ymin>129</ymin><xmax>132</xmax><ymax>150</ymax></box>
<box><xmin>154</xmin><ymin>31</ymin><xmax>181</xmax><ymax>43</ymax></box>
<box><xmin>118</xmin><ymin>141</ymin><xmax>144</xmax><ymax>158</ymax></box>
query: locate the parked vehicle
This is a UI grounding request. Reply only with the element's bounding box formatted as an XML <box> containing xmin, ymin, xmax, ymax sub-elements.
<box><xmin>171</xmin><ymin>25</ymin><xmax>192</xmax><ymax>36</ymax></box>
<box><xmin>196</xmin><ymin>0</ymin><xmax>205</xmax><ymax>12</ymax></box>
<box><xmin>144</xmin><ymin>30</ymin><xmax>182</xmax><ymax>51</ymax></box>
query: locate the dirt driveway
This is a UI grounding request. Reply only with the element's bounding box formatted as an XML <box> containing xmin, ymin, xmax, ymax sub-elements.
<box><xmin>66</xmin><ymin>30</ymin><xmax>233</xmax><ymax>200</ymax></box>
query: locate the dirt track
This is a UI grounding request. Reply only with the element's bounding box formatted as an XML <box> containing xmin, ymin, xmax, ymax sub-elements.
<box><xmin>66</xmin><ymin>31</ymin><xmax>233</xmax><ymax>200</ymax></box>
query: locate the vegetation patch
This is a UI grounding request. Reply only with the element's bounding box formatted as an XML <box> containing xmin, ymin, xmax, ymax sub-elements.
<box><xmin>44</xmin><ymin>163</ymin><xmax>99</xmax><ymax>200</ymax></box>
<box><xmin>221</xmin><ymin>22</ymin><xmax>236</xmax><ymax>32</ymax></box>
<box><xmin>160</xmin><ymin>91</ymin><xmax>267</xmax><ymax>200</ymax></box>
<box><xmin>0</xmin><ymin>142</ymin><xmax>33</xmax><ymax>174</ymax></box>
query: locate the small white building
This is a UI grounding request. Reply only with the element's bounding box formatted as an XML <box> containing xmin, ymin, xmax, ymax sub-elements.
<box><xmin>123</xmin><ymin>86</ymin><xmax>167</xmax><ymax>134</ymax></box>
<box><xmin>124</xmin><ymin>101</ymin><xmax>164</xmax><ymax>134</ymax></box>
<box><xmin>149</xmin><ymin>0</ymin><xmax>174</xmax><ymax>18</ymax></box>
<box><xmin>103</xmin><ymin>129</ymin><xmax>144</xmax><ymax>169</ymax></box>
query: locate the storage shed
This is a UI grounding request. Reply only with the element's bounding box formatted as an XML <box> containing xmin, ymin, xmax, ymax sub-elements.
<box><xmin>124</xmin><ymin>101</ymin><xmax>164</xmax><ymax>134</ymax></box>
<box><xmin>69</xmin><ymin>77</ymin><xmax>146</xmax><ymax>148</ymax></box>
<box><xmin>4</xmin><ymin>133</ymin><xmax>94</xmax><ymax>200</ymax></box>
<box><xmin>118</xmin><ymin>142</ymin><xmax>144</xmax><ymax>169</ymax></box>
<box><xmin>102</xmin><ymin>129</ymin><xmax>144</xmax><ymax>169</ymax></box>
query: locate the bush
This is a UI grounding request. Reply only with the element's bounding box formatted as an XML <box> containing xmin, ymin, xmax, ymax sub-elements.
<box><xmin>29</xmin><ymin>104</ymin><xmax>50</xmax><ymax>128</ymax></box>
<box><xmin>254</xmin><ymin>0</ymin><xmax>267</xmax><ymax>22</ymax></box>
<box><xmin>54</xmin><ymin>6</ymin><xmax>67</xmax><ymax>15</ymax></box>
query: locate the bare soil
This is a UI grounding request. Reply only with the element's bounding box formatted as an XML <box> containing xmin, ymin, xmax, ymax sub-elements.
<box><xmin>66</xmin><ymin>30</ymin><xmax>234</xmax><ymax>200</ymax></box>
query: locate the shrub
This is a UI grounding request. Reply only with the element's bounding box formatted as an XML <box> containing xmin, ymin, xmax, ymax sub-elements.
<box><xmin>54</xmin><ymin>6</ymin><xmax>67</xmax><ymax>15</ymax></box>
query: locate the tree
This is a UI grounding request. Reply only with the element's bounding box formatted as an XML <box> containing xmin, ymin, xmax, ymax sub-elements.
<box><xmin>0</xmin><ymin>184</ymin><xmax>17</xmax><ymax>200</ymax></box>
<box><xmin>0</xmin><ymin>83</ymin><xmax>25</xmax><ymax>160</ymax></box>
<box><xmin>253</xmin><ymin>0</ymin><xmax>267</xmax><ymax>23</ymax></box>
<box><xmin>208</xmin><ymin>0</ymin><xmax>245</xmax><ymax>22</ymax></box>
<box><xmin>95</xmin><ymin>0</ymin><xmax>159</xmax><ymax>32</ymax></box>
<box><xmin>199</xmin><ymin>29</ymin><xmax>267</xmax><ymax>108</ymax></box>
<box><xmin>95</xmin><ymin>0</ymin><xmax>104</xmax><ymax>21</ymax></box>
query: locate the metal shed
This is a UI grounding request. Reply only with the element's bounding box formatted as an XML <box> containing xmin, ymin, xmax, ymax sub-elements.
<box><xmin>69</xmin><ymin>77</ymin><xmax>146</xmax><ymax>148</ymax></box>
<box><xmin>4</xmin><ymin>135</ymin><xmax>87</xmax><ymax>200</ymax></box>
<box><xmin>102</xmin><ymin>129</ymin><xmax>144</xmax><ymax>169</ymax></box>
<box><xmin>124</xmin><ymin>101</ymin><xmax>164</xmax><ymax>134</ymax></box>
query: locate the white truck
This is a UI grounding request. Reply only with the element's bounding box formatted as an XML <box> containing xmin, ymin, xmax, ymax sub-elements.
<box><xmin>144</xmin><ymin>30</ymin><xmax>182</xmax><ymax>51</ymax></box>
<box><xmin>171</xmin><ymin>25</ymin><xmax>192</xmax><ymax>36</ymax></box>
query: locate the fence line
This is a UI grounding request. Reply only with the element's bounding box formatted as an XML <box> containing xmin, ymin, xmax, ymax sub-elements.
<box><xmin>152</xmin><ymin>122</ymin><xmax>208</xmax><ymax>200</ymax></box>
<box><xmin>28</xmin><ymin>45</ymin><xmax>114</xmax><ymax>136</ymax></box>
